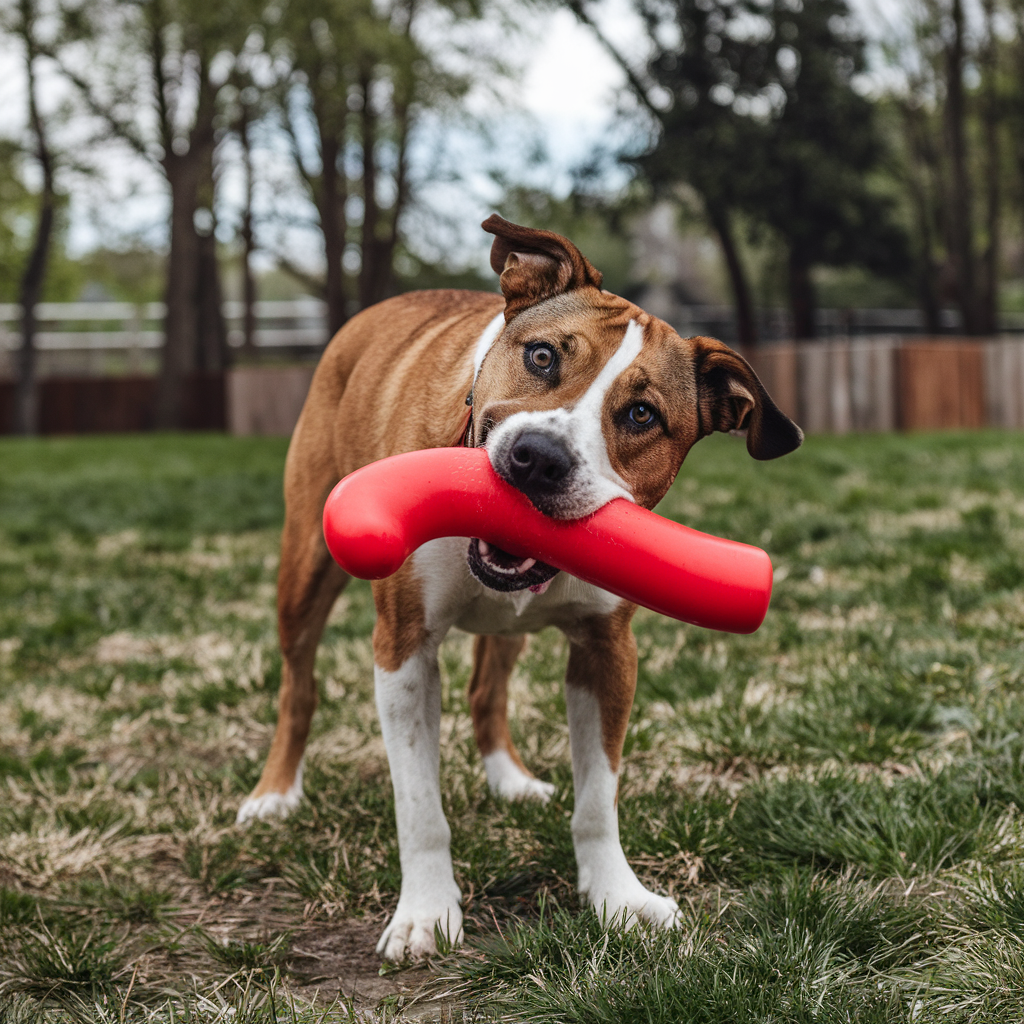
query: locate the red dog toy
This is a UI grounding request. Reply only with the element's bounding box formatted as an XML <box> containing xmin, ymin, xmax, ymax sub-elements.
<box><xmin>322</xmin><ymin>447</ymin><xmax>773</xmax><ymax>634</ymax></box>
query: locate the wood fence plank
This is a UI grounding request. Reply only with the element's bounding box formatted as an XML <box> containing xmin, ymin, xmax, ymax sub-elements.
<box><xmin>747</xmin><ymin>344</ymin><xmax>799</xmax><ymax>425</ymax></box>
<box><xmin>227</xmin><ymin>366</ymin><xmax>315</xmax><ymax>436</ymax></box>
<box><xmin>898</xmin><ymin>340</ymin><xmax>987</xmax><ymax>430</ymax></box>
<box><xmin>983</xmin><ymin>342</ymin><xmax>1004</xmax><ymax>426</ymax></box>
<box><xmin>958</xmin><ymin>344</ymin><xmax>985</xmax><ymax>427</ymax></box>
<box><xmin>828</xmin><ymin>340</ymin><xmax>851</xmax><ymax>434</ymax></box>
<box><xmin>798</xmin><ymin>343</ymin><xmax>831</xmax><ymax>434</ymax></box>
<box><xmin>986</xmin><ymin>339</ymin><xmax>1024</xmax><ymax>428</ymax></box>
<box><xmin>0</xmin><ymin>381</ymin><xmax>15</xmax><ymax>433</ymax></box>
<box><xmin>0</xmin><ymin>374</ymin><xmax>223</xmax><ymax>434</ymax></box>
<box><xmin>850</xmin><ymin>337</ymin><xmax>897</xmax><ymax>432</ymax></box>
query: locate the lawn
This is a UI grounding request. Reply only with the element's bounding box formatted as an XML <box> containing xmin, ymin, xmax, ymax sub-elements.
<box><xmin>2</xmin><ymin>430</ymin><xmax>1024</xmax><ymax>1021</ymax></box>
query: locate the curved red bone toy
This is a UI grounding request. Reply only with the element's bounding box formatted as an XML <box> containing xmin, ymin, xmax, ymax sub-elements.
<box><xmin>322</xmin><ymin>447</ymin><xmax>773</xmax><ymax>634</ymax></box>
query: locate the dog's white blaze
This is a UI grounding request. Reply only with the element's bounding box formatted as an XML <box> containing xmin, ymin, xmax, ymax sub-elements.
<box><xmin>374</xmin><ymin>653</ymin><xmax>463</xmax><ymax>959</ymax></box>
<box><xmin>235</xmin><ymin>759</ymin><xmax>304</xmax><ymax>824</ymax></box>
<box><xmin>473</xmin><ymin>312</ymin><xmax>506</xmax><ymax>385</ymax></box>
<box><xmin>567</xmin><ymin>684</ymin><xmax>681</xmax><ymax>930</ymax></box>
<box><xmin>569</xmin><ymin>318</ymin><xmax>644</xmax><ymax>499</ymax></box>
<box><xmin>484</xmin><ymin>319</ymin><xmax>645</xmax><ymax>517</ymax></box>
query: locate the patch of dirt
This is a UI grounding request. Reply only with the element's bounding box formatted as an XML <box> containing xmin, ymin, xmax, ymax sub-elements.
<box><xmin>288</xmin><ymin>920</ymin><xmax>431</xmax><ymax>1009</ymax></box>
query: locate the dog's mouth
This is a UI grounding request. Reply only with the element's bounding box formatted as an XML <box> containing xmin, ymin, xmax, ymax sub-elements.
<box><xmin>467</xmin><ymin>538</ymin><xmax>560</xmax><ymax>593</ymax></box>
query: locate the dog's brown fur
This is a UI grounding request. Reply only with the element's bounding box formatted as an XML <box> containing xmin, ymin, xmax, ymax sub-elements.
<box><xmin>241</xmin><ymin>216</ymin><xmax>802</xmax><ymax>958</ymax></box>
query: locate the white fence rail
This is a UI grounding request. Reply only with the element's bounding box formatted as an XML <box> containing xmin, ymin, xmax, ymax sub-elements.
<box><xmin>0</xmin><ymin>299</ymin><xmax>330</xmax><ymax>352</ymax></box>
<box><xmin>2</xmin><ymin>302</ymin><xmax>1023</xmax><ymax>358</ymax></box>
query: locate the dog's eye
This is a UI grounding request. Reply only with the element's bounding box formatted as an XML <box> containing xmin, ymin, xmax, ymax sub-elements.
<box><xmin>525</xmin><ymin>343</ymin><xmax>557</xmax><ymax>376</ymax></box>
<box><xmin>629</xmin><ymin>403</ymin><xmax>657</xmax><ymax>427</ymax></box>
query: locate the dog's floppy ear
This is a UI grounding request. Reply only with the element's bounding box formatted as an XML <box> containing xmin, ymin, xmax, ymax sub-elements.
<box><xmin>693</xmin><ymin>337</ymin><xmax>803</xmax><ymax>460</ymax></box>
<box><xmin>481</xmin><ymin>214</ymin><xmax>604</xmax><ymax>322</ymax></box>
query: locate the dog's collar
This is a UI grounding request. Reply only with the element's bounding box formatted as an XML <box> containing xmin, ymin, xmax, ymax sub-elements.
<box><xmin>451</xmin><ymin>391</ymin><xmax>473</xmax><ymax>448</ymax></box>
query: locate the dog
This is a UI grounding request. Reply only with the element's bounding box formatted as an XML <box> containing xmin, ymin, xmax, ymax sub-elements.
<box><xmin>237</xmin><ymin>215</ymin><xmax>803</xmax><ymax>960</ymax></box>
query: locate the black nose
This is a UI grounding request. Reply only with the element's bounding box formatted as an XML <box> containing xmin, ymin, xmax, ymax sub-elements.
<box><xmin>506</xmin><ymin>431</ymin><xmax>575</xmax><ymax>499</ymax></box>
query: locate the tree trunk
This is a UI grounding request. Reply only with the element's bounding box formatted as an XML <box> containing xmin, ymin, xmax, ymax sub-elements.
<box><xmin>156</xmin><ymin>153</ymin><xmax>202</xmax><ymax>428</ymax></box>
<box><xmin>979</xmin><ymin>0</ymin><xmax>1000</xmax><ymax>336</ymax></box>
<box><xmin>195</xmin><ymin>118</ymin><xmax>226</xmax><ymax>373</ymax></box>
<box><xmin>944</xmin><ymin>0</ymin><xmax>981</xmax><ymax>334</ymax></box>
<box><xmin>17</xmin><ymin>198</ymin><xmax>52</xmax><ymax>436</ymax></box>
<box><xmin>377</xmin><ymin>97</ymin><xmax>412</xmax><ymax>303</ymax></box>
<box><xmin>359</xmin><ymin>74</ymin><xmax>382</xmax><ymax>310</ymax></box>
<box><xmin>196</xmin><ymin>224</ymin><xmax>226</xmax><ymax>371</ymax></box>
<box><xmin>317</xmin><ymin>132</ymin><xmax>348</xmax><ymax>337</ymax></box>
<box><xmin>156</xmin><ymin>59</ymin><xmax>221</xmax><ymax>427</ymax></box>
<box><xmin>240</xmin><ymin>103</ymin><xmax>257</xmax><ymax>355</ymax></box>
<box><xmin>16</xmin><ymin>0</ymin><xmax>56</xmax><ymax>437</ymax></box>
<box><xmin>788</xmin><ymin>248</ymin><xmax>816</xmax><ymax>340</ymax></box>
<box><xmin>706</xmin><ymin>204</ymin><xmax>758</xmax><ymax>348</ymax></box>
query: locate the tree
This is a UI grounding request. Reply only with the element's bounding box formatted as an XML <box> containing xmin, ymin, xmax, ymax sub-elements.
<box><xmin>57</xmin><ymin>0</ymin><xmax>258</xmax><ymax>425</ymax></box>
<box><xmin>1010</xmin><ymin>1</ymin><xmax>1024</xmax><ymax>256</ymax></box>
<box><xmin>741</xmin><ymin>0</ymin><xmax>909</xmax><ymax>338</ymax></box>
<box><xmin>0</xmin><ymin>143</ymin><xmax>35</xmax><ymax>300</ymax></box>
<box><xmin>265</xmin><ymin>0</ymin><xmax>488</xmax><ymax>333</ymax></box>
<box><xmin>571</xmin><ymin>0</ymin><xmax>908</xmax><ymax>341</ymax></box>
<box><xmin>0</xmin><ymin>0</ymin><xmax>61</xmax><ymax>435</ymax></box>
<box><xmin>942</xmin><ymin>0</ymin><xmax>982</xmax><ymax>332</ymax></box>
<box><xmin>568</xmin><ymin>0</ymin><xmax>766</xmax><ymax>346</ymax></box>
<box><xmin>226</xmin><ymin>78</ymin><xmax>262</xmax><ymax>354</ymax></box>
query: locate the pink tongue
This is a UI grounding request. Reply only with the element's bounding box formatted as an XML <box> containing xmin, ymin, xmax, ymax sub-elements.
<box><xmin>530</xmin><ymin>579</ymin><xmax>552</xmax><ymax>595</ymax></box>
<box><xmin>478</xmin><ymin>539</ymin><xmax>536</xmax><ymax>574</ymax></box>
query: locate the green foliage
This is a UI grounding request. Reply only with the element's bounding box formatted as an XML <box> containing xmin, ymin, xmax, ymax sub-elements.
<box><xmin>265</xmin><ymin>0</ymin><xmax>497</xmax><ymax>313</ymax></box>
<box><xmin>72</xmin><ymin>247</ymin><xmax>166</xmax><ymax>304</ymax></box>
<box><xmin>495</xmin><ymin>186</ymin><xmax>637</xmax><ymax>297</ymax></box>
<box><xmin>0</xmin><ymin>141</ymin><xmax>33</xmax><ymax>301</ymax></box>
<box><xmin>0</xmin><ymin>141</ymin><xmax>81</xmax><ymax>303</ymax></box>
<box><xmin>631</xmin><ymin>0</ymin><xmax>910</xmax><ymax>309</ymax></box>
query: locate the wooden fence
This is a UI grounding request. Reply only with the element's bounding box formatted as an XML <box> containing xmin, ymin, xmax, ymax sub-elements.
<box><xmin>748</xmin><ymin>336</ymin><xmax>1024</xmax><ymax>433</ymax></box>
<box><xmin>226</xmin><ymin>366</ymin><xmax>316</xmax><ymax>437</ymax></box>
<box><xmin>0</xmin><ymin>373</ymin><xmax>225</xmax><ymax>434</ymax></box>
<box><xmin>0</xmin><ymin>336</ymin><xmax>1022</xmax><ymax>437</ymax></box>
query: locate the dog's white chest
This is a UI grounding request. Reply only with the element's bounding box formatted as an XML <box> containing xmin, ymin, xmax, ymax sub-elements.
<box><xmin>412</xmin><ymin>537</ymin><xmax>622</xmax><ymax>636</ymax></box>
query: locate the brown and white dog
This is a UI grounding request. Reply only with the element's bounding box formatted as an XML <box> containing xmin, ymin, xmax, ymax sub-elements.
<box><xmin>237</xmin><ymin>216</ymin><xmax>803</xmax><ymax>960</ymax></box>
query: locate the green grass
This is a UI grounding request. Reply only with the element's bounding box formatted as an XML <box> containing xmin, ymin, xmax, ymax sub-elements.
<box><xmin>2</xmin><ymin>429</ymin><xmax>1024</xmax><ymax>1020</ymax></box>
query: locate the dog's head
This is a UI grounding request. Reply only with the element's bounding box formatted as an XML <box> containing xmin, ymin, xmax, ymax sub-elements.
<box><xmin>466</xmin><ymin>215</ymin><xmax>803</xmax><ymax>593</ymax></box>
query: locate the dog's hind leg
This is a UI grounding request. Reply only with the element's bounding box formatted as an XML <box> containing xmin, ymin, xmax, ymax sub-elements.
<box><xmin>237</xmin><ymin>500</ymin><xmax>348</xmax><ymax>824</ymax></box>
<box><xmin>469</xmin><ymin>634</ymin><xmax>555</xmax><ymax>803</ymax></box>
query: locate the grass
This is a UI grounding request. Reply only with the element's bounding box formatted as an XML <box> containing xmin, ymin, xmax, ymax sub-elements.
<box><xmin>2</xmin><ymin>429</ymin><xmax>1024</xmax><ymax>1020</ymax></box>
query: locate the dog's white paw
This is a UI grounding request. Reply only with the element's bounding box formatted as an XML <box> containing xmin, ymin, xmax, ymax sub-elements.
<box><xmin>593</xmin><ymin>882</ymin><xmax>682</xmax><ymax>930</ymax></box>
<box><xmin>236</xmin><ymin>764</ymin><xmax>304</xmax><ymax>825</ymax></box>
<box><xmin>580</xmin><ymin>856</ymin><xmax>682</xmax><ymax>932</ymax></box>
<box><xmin>377</xmin><ymin>891</ymin><xmax>463</xmax><ymax>961</ymax></box>
<box><xmin>484</xmin><ymin>750</ymin><xmax>555</xmax><ymax>804</ymax></box>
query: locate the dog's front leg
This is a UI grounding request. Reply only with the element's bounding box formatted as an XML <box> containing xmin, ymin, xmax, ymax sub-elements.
<box><xmin>372</xmin><ymin>576</ymin><xmax>461</xmax><ymax>960</ymax></box>
<box><xmin>565</xmin><ymin>606</ymin><xmax>681</xmax><ymax>930</ymax></box>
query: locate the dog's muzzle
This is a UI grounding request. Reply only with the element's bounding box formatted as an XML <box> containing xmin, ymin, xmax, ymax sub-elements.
<box><xmin>494</xmin><ymin>430</ymin><xmax>578</xmax><ymax>516</ymax></box>
<box><xmin>466</xmin><ymin>429</ymin><xmax>576</xmax><ymax>592</ymax></box>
